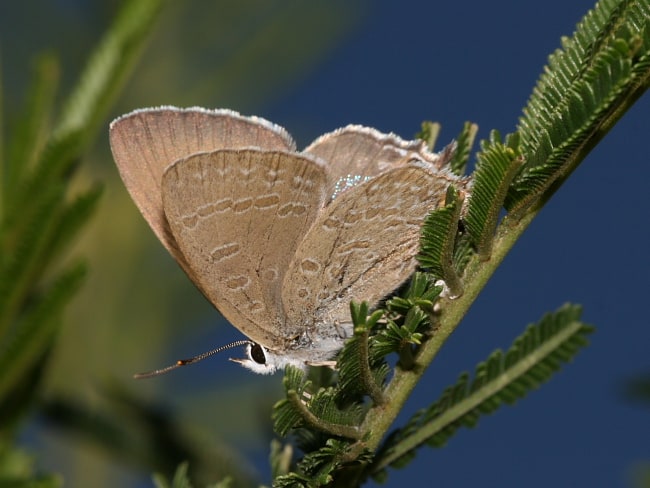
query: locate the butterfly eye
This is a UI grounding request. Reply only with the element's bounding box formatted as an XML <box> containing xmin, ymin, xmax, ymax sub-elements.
<box><xmin>250</xmin><ymin>343</ymin><xmax>267</xmax><ymax>364</ymax></box>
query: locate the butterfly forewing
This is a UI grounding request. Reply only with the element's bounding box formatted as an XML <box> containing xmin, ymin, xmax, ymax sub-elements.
<box><xmin>161</xmin><ymin>149</ymin><xmax>328</xmax><ymax>348</ymax></box>
<box><xmin>109</xmin><ymin>108</ymin><xmax>296</xmax><ymax>279</ymax></box>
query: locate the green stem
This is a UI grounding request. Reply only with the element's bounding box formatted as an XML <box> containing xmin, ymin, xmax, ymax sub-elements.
<box><xmin>440</xmin><ymin>189</ymin><xmax>464</xmax><ymax>297</ymax></box>
<box><xmin>288</xmin><ymin>391</ymin><xmax>362</xmax><ymax>440</ymax></box>
<box><xmin>358</xmin><ymin>328</ymin><xmax>386</xmax><ymax>405</ymax></box>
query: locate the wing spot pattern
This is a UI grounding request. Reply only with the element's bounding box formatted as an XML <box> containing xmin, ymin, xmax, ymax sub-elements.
<box><xmin>260</xmin><ymin>267</ymin><xmax>279</xmax><ymax>282</ymax></box>
<box><xmin>233</xmin><ymin>197</ymin><xmax>253</xmax><ymax>213</ymax></box>
<box><xmin>254</xmin><ymin>194</ymin><xmax>281</xmax><ymax>209</ymax></box>
<box><xmin>249</xmin><ymin>301</ymin><xmax>265</xmax><ymax>314</ymax></box>
<box><xmin>336</xmin><ymin>240</ymin><xmax>370</xmax><ymax>256</ymax></box>
<box><xmin>181</xmin><ymin>215</ymin><xmax>198</xmax><ymax>228</ymax></box>
<box><xmin>226</xmin><ymin>275</ymin><xmax>250</xmax><ymax>290</ymax></box>
<box><xmin>343</xmin><ymin>210</ymin><xmax>363</xmax><ymax>225</ymax></box>
<box><xmin>317</xmin><ymin>290</ymin><xmax>333</xmax><ymax>301</ymax></box>
<box><xmin>278</xmin><ymin>202</ymin><xmax>308</xmax><ymax>217</ymax></box>
<box><xmin>322</xmin><ymin>216</ymin><xmax>342</xmax><ymax>231</ymax></box>
<box><xmin>210</xmin><ymin>242</ymin><xmax>240</xmax><ymax>262</ymax></box>
<box><xmin>299</xmin><ymin>258</ymin><xmax>321</xmax><ymax>274</ymax></box>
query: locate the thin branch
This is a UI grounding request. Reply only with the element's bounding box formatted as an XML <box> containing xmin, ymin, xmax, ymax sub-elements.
<box><xmin>288</xmin><ymin>391</ymin><xmax>362</xmax><ymax>440</ymax></box>
<box><xmin>357</xmin><ymin>328</ymin><xmax>386</xmax><ymax>405</ymax></box>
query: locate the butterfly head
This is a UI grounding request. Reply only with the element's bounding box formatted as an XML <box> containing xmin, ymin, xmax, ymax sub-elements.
<box><xmin>230</xmin><ymin>342</ymin><xmax>307</xmax><ymax>374</ymax></box>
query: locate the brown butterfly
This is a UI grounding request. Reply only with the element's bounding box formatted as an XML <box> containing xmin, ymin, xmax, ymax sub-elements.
<box><xmin>109</xmin><ymin>107</ymin><xmax>467</xmax><ymax>375</ymax></box>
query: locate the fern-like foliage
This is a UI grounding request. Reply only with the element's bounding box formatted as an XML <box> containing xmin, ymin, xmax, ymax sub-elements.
<box><xmin>378</xmin><ymin>273</ymin><xmax>442</xmax><ymax>359</ymax></box>
<box><xmin>415</xmin><ymin>121</ymin><xmax>441</xmax><ymax>151</ymax></box>
<box><xmin>370</xmin><ymin>304</ymin><xmax>594</xmax><ymax>477</ymax></box>
<box><xmin>273</xmin><ymin>367</ymin><xmax>313</xmax><ymax>438</ymax></box>
<box><xmin>464</xmin><ymin>131</ymin><xmax>523</xmax><ymax>258</ymax></box>
<box><xmin>417</xmin><ymin>187</ymin><xmax>464</xmax><ymax>296</ymax></box>
<box><xmin>272</xmin><ymin>366</ymin><xmax>364</xmax><ymax>441</ymax></box>
<box><xmin>0</xmin><ymin>1</ymin><xmax>164</xmax><ymax>485</ymax></box>
<box><xmin>448</xmin><ymin>121</ymin><xmax>478</xmax><ymax>176</ymax></box>
<box><xmin>272</xmin><ymin>438</ymin><xmax>373</xmax><ymax>488</ymax></box>
<box><xmin>506</xmin><ymin>0</ymin><xmax>650</xmax><ymax>214</ymax></box>
<box><xmin>272</xmin><ymin>365</ymin><xmax>374</xmax><ymax>487</ymax></box>
<box><xmin>0</xmin><ymin>263</ymin><xmax>86</xmax><ymax>414</ymax></box>
<box><xmin>270</xmin><ymin>298</ymin><xmax>595</xmax><ymax>486</ymax></box>
<box><xmin>384</xmin><ymin>272</ymin><xmax>441</xmax><ymax>316</ymax></box>
<box><xmin>2</xmin><ymin>54</ymin><xmax>59</xmax><ymax>204</ymax></box>
<box><xmin>336</xmin><ymin>303</ymin><xmax>389</xmax><ymax>405</ymax></box>
<box><xmin>269</xmin><ymin>279</ymin><xmax>445</xmax><ymax>485</ymax></box>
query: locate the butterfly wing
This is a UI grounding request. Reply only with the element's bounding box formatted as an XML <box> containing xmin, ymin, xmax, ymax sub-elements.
<box><xmin>282</xmin><ymin>165</ymin><xmax>465</xmax><ymax>329</ymax></box>
<box><xmin>109</xmin><ymin>107</ymin><xmax>295</xmax><ymax>279</ymax></box>
<box><xmin>161</xmin><ymin>149</ymin><xmax>327</xmax><ymax>348</ymax></box>
<box><xmin>304</xmin><ymin>125</ymin><xmax>443</xmax><ymax>199</ymax></box>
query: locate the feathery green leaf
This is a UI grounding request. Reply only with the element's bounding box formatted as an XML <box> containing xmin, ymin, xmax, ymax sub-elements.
<box><xmin>0</xmin><ymin>262</ymin><xmax>87</xmax><ymax>406</ymax></box>
<box><xmin>273</xmin><ymin>366</ymin><xmax>310</xmax><ymax>437</ymax></box>
<box><xmin>507</xmin><ymin>0</ymin><xmax>649</xmax><ymax>214</ymax></box>
<box><xmin>0</xmin><ymin>182</ymin><xmax>65</xmax><ymax>336</ymax></box>
<box><xmin>3</xmin><ymin>54</ymin><xmax>59</xmax><ymax>209</ymax></box>
<box><xmin>415</xmin><ymin>121</ymin><xmax>441</xmax><ymax>151</ymax></box>
<box><xmin>270</xmin><ymin>439</ymin><xmax>293</xmax><ymax>480</ymax></box>
<box><xmin>336</xmin><ymin>304</ymin><xmax>388</xmax><ymax>405</ymax></box>
<box><xmin>1</xmin><ymin>128</ymin><xmax>84</xmax><ymax>239</ymax></box>
<box><xmin>417</xmin><ymin>186</ymin><xmax>464</xmax><ymax>296</ymax></box>
<box><xmin>465</xmin><ymin>133</ymin><xmax>523</xmax><ymax>258</ymax></box>
<box><xmin>46</xmin><ymin>184</ymin><xmax>103</xmax><ymax>262</ymax></box>
<box><xmin>385</xmin><ymin>272</ymin><xmax>441</xmax><ymax>316</ymax></box>
<box><xmin>449</xmin><ymin>121</ymin><xmax>478</xmax><ymax>176</ymax></box>
<box><xmin>371</xmin><ymin>304</ymin><xmax>594</xmax><ymax>474</ymax></box>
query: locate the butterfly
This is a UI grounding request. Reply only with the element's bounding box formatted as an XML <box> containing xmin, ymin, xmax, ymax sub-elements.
<box><xmin>109</xmin><ymin>107</ymin><xmax>468</xmax><ymax>375</ymax></box>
